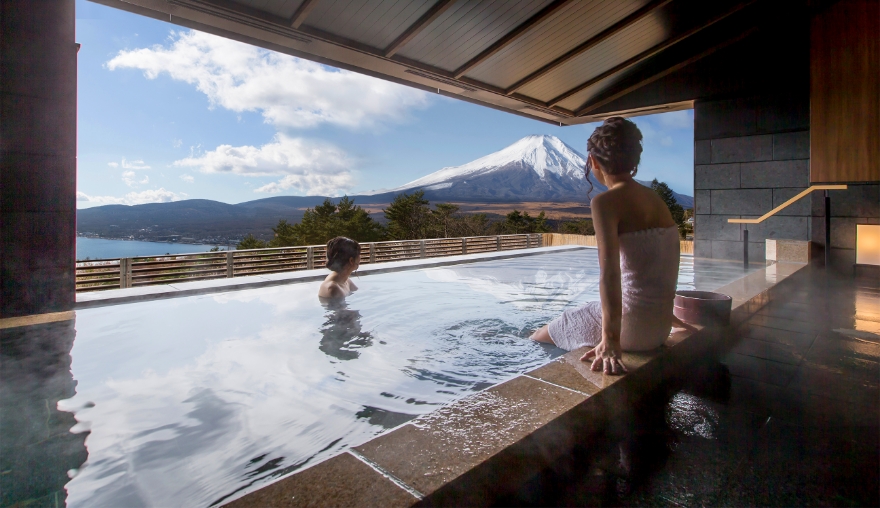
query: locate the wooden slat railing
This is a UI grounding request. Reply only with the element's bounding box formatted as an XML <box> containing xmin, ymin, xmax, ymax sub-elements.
<box><xmin>75</xmin><ymin>234</ymin><xmax>544</xmax><ymax>292</ymax></box>
<box><xmin>542</xmin><ymin>233</ymin><xmax>694</xmax><ymax>254</ymax></box>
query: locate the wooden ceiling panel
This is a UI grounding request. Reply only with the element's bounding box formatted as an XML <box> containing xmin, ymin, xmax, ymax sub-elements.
<box><xmin>229</xmin><ymin>0</ymin><xmax>303</xmax><ymax>19</ymax></box>
<box><xmin>465</xmin><ymin>0</ymin><xmax>649</xmax><ymax>88</ymax></box>
<box><xmin>516</xmin><ymin>13</ymin><xmax>667</xmax><ymax>102</ymax></box>
<box><xmin>95</xmin><ymin>0</ymin><xmax>770</xmax><ymax>125</ymax></box>
<box><xmin>305</xmin><ymin>0</ymin><xmax>437</xmax><ymax>49</ymax></box>
<box><xmin>396</xmin><ymin>0</ymin><xmax>553</xmax><ymax>72</ymax></box>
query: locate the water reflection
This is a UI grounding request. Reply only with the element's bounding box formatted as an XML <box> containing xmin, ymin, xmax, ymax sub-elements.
<box><xmin>0</xmin><ymin>319</ymin><xmax>87</xmax><ymax>507</ymax></box>
<box><xmin>318</xmin><ymin>299</ymin><xmax>373</xmax><ymax>361</ymax></box>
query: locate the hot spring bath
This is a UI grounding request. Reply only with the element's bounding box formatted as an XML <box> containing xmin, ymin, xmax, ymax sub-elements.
<box><xmin>54</xmin><ymin>248</ymin><xmax>755</xmax><ymax>506</ymax></box>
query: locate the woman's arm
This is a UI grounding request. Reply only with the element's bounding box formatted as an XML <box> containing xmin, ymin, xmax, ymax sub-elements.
<box><xmin>580</xmin><ymin>194</ymin><xmax>627</xmax><ymax>374</ymax></box>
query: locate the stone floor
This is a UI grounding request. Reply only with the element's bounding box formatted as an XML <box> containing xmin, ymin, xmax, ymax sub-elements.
<box><xmin>506</xmin><ymin>264</ymin><xmax>879</xmax><ymax>507</ymax></box>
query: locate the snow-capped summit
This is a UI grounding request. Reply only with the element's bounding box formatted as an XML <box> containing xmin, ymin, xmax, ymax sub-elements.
<box><xmin>397</xmin><ymin>134</ymin><xmax>592</xmax><ymax>189</ymax></box>
<box><xmin>374</xmin><ymin>135</ymin><xmax>606</xmax><ymax>202</ymax></box>
<box><xmin>370</xmin><ymin>134</ymin><xmax>693</xmax><ymax>207</ymax></box>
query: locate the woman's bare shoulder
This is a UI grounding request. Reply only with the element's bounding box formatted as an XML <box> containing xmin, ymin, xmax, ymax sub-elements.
<box><xmin>318</xmin><ymin>280</ymin><xmax>345</xmax><ymax>298</ymax></box>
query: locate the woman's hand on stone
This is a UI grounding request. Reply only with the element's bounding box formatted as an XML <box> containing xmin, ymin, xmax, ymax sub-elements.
<box><xmin>580</xmin><ymin>340</ymin><xmax>628</xmax><ymax>375</ymax></box>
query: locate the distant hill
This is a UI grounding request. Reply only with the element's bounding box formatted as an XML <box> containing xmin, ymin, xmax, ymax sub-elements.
<box><xmin>77</xmin><ymin>135</ymin><xmax>693</xmax><ymax>242</ymax></box>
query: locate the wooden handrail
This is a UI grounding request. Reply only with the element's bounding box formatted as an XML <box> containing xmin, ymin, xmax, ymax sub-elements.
<box><xmin>727</xmin><ymin>185</ymin><xmax>847</xmax><ymax>224</ymax></box>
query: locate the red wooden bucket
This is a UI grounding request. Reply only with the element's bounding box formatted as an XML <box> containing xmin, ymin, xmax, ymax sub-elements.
<box><xmin>674</xmin><ymin>290</ymin><xmax>733</xmax><ymax>327</ymax></box>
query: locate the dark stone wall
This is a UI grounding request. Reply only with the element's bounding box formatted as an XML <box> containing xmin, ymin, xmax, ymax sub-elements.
<box><xmin>1</xmin><ymin>0</ymin><xmax>77</xmax><ymax>317</ymax></box>
<box><xmin>693</xmin><ymin>94</ymin><xmax>811</xmax><ymax>262</ymax></box>
<box><xmin>693</xmin><ymin>95</ymin><xmax>880</xmax><ymax>264</ymax></box>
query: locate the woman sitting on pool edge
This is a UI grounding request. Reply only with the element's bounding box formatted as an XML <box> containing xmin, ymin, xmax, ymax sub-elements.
<box><xmin>318</xmin><ymin>236</ymin><xmax>360</xmax><ymax>299</ymax></box>
<box><xmin>531</xmin><ymin>117</ymin><xmax>690</xmax><ymax>375</ymax></box>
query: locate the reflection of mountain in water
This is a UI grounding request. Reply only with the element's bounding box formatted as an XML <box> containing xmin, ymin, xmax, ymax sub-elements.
<box><xmin>318</xmin><ymin>299</ymin><xmax>373</xmax><ymax>361</ymax></box>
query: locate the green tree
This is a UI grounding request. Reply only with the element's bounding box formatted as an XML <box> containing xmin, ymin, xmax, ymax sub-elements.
<box><xmin>498</xmin><ymin>210</ymin><xmax>551</xmax><ymax>234</ymax></box>
<box><xmin>531</xmin><ymin>211</ymin><xmax>552</xmax><ymax>233</ymax></box>
<box><xmin>270</xmin><ymin>196</ymin><xmax>384</xmax><ymax>247</ymax></box>
<box><xmin>384</xmin><ymin>191</ymin><xmax>432</xmax><ymax>240</ymax></box>
<box><xmin>560</xmin><ymin>218</ymin><xmax>595</xmax><ymax>236</ymax></box>
<box><xmin>334</xmin><ymin>196</ymin><xmax>385</xmax><ymax>241</ymax></box>
<box><xmin>651</xmin><ymin>179</ymin><xmax>685</xmax><ymax>236</ymax></box>
<box><xmin>431</xmin><ymin>203</ymin><xmax>460</xmax><ymax>238</ymax></box>
<box><xmin>237</xmin><ymin>234</ymin><xmax>268</xmax><ymax>250</ymax></box>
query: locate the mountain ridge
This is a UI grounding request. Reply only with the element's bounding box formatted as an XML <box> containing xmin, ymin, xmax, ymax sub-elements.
<box><xmin>77</xmin><ymin>135</ymin><xmax>692</xmax><ymax>242</ymax></box>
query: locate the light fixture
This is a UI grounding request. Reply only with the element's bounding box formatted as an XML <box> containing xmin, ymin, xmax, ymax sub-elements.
<box><xmin>856</xmin><ymin>224</ymin><xmax>880</xmax><ymax>266</ymax></box>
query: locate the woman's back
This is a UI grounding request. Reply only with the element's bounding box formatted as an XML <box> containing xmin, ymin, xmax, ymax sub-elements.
<box><xmin>594</xmin><ymin>180</ymin><xmax>676</xmax><ymax>235</ymax></box>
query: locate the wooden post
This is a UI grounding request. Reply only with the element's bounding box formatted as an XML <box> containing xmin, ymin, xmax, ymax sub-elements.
<box><xmin>119</xmin><ymin>258</ymin><xmax>132</xmax><ymax>289</ymax></box>
<box><xmin>420</xmin><ymin>240</ymin><xmax>426</xmax><ymax>258</ymax></box>
<box><xmin>307</xmin><ymin>246</ymin><xmax>314</xmax><ymax>269</ymax></box>
<box><xmin>496</xmin><ymin>236</ymin><xmax>502</xmax><ymax>251</ymax></box>
<box><xmin>462</xmin><ymin>238</ymin><xmax>468</xmax><ymax>255</ymax></box>
<box><xmin>226</xmin><ymin>251</ymin><xmax>234</xmax><ymax>278</ymax></box>
<box><xmin>369</xmin><ymin>243</ymin><xmax>376</xmax><ymax>264</ymax></box>
<box><xmin>527</xmin><ymin>235</ymin><xmax>531</xmax><ymax>248</ymax></box>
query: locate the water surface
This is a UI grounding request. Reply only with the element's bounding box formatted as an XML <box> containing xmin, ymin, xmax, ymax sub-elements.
<box><xmin>60</xmin><ymin>249</ymin><xmax>756</xmax><ymax>506</ymax></box>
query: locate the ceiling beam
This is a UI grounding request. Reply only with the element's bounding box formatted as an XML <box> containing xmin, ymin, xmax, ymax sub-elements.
<box><xmin>504</xmin><ymin>0</ymin><xmax>673</xmax><ymax>96</ymax></box>
<box><xmin>289</xmin><ymin>0</ymin><xmax>319</xmax><ymax>29</ymax></box>
<box><xmin>384</xmin><ymin>0</ymin><xmax>456</xmax><ymax>58</ymax></box>
<box><xmin>547</xmin><ymin>0</ymin><xmax>756</xmax><ymax>107</ymax></box>
<box><xmin>576</xmin><ymin>28</ymin><xmax>758</xmax><ymax>116</ymax></box>
<box><xmin>452</xmin><ymin>0</ymin><xmax>574</xmax><ymax>79</ymax></box>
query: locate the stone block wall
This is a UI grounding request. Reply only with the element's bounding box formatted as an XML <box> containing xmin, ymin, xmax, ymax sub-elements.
<box><xmin>694</xmin><ymin>95</ymin><xmax>811</xmax><ymax>263</ymax></box>
<box><xmin>694</xmin><ymin>95</ymin><xmax>879</xmax><ymax>266</ymax></box>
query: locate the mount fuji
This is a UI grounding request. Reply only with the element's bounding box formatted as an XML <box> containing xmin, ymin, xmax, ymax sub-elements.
<box><xmin>370</xmin><ymin>135</ymin><xmax>693</xmax><ymax>208</ymax></box>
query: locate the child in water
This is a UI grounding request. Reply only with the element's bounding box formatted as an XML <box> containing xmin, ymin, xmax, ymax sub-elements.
<box><xmin>318</xmin><ymin>236</ymin><xmax>360</xmax><ymax>299</ymax></box>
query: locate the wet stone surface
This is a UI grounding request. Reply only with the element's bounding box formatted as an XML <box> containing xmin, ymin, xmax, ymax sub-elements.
<box><xmin>515</xmin><ymin>265</ymin><xmax>879</xmax><ymax>507</ymax></box>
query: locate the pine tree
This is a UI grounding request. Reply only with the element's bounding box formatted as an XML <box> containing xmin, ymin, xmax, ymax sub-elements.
<box><xmin>384</xmin><ymin>191</ymin><xmax>432</xmax><ymax>240</ymax></box>
<box><xmin>651</xmin><ymin>179</ymin><xmax>685</xmax><ymax>228</ymax></box>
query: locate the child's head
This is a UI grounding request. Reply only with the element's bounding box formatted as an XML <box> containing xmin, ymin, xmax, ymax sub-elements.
<box><xmin>325</xmin><ymin>236</ymin><xmax>361</xmax><ymax>272</ymax></box>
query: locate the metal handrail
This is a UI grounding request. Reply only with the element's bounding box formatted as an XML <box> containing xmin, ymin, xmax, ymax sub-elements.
<box><xmin>727</xmin><ymin>185</ymin><xmax>847</xmax><ymax>224</ymax></box>
<box><xmin>725</xmin><ymin>184</ymin><xmax>847</xmax><ymax>268</ymax></box>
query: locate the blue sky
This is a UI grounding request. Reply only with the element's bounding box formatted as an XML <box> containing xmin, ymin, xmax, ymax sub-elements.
<box><xmin>75</xmin><ymin>0</ymin><xmax>694</xmax><ymax>209</ymax></box>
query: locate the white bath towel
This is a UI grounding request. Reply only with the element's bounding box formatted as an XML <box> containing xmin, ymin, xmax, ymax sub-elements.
<box><xmin>548</xmin><ymin>226</ymin><xmax>680</xmax><ymax>351</ymax></box>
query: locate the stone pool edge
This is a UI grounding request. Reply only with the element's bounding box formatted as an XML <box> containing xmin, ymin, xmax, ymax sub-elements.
<box><xmin>75</xmin><ymin>246</ymin><xmax>589</xmax><ymax>309</ymax></box>
<box><xmin>223</xmin><ymin>261</ymin><xmax>808</xmax><ymax>507</ymax></box>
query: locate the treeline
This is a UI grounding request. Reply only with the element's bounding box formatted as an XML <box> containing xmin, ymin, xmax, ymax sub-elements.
<box><xmin>237</xmin><ymin>181</ymin><xmax>691</xmax><ymax>249</ymax></box>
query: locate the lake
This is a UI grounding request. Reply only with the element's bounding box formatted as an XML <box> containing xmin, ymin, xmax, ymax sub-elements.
<box><xmin>76</xmin><ymin>237</ymin><xmax>226</xmax><ymax>261</ymax></box>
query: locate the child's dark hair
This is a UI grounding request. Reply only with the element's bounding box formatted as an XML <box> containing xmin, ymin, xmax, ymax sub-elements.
<box><xmin>584</xmin><ymin>117</ymin><xmax>643</xmax><ymax>189</ymax></box>
<box><xmin>325</xmin><ymin>236</ymin><xmax>360</xmax><ymax>272</ymax></box>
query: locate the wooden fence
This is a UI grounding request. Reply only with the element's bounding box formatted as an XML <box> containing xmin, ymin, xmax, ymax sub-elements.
<box><xmin>75</xmin><ymin>234</ymin><xmax>544</xmax><ymax>292</ymax></box>
<box><xmin>542</xmin><ymin>233</ymin><xmax>694</xmax><ymax>254</ymax></box>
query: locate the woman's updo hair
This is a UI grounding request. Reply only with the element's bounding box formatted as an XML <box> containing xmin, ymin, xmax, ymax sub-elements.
<box><xmin>325</xmin><ymin>236</ymin><xmax>360</xmax><ymax>272</ymax></box>
<box><xmin>587</xmin><ymin>116</ymin><xmax>643</xmax><ymax>177</ymax></box>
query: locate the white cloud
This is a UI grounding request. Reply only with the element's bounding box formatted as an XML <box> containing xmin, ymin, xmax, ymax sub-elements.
<box><xmin>122</xmin><ymin>158</ymin><xmax>151</xmax><ymax>170</ymax></box>
<box><xmin>180</xmin><ymin>174</ymin><xmax>195</xmax><ymax>183</ymax></box>
<box><xmin>173</xmin><ymin>133</ymin><xmax>352</xmax><ymax>195</ymax></box>
<box><xmin>77</xmin><ymin>188</ymin><xmax>184</xmax><ymax>207</ymax></box>
<box><xmin>108</xmin><ymin>158</ymin><xmax>151</xmax><ymax>170</ymax></box>
<box><xmin>122</xmin><ymin>170</ymin><xmax>150</xmax><ymax>187</ymax></box>
<box><xmin>106</xmin><ymin>30</ymin><xmax>429</xmax><ymax>130</ymax></box>
<box><xmin>172</xmin><ymin>139</ymin><xmax>183</xmax><ymax>148</ymax></box>
<box><xmin>657</xmin><ymin>109</ymin><xmax>693</xmax><ymax>129</ymax></box>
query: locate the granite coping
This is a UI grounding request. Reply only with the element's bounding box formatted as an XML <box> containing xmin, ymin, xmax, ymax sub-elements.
<box><xmin>225</xmin><ymin>261</ymin><xmax>809</xmax><ymax>507</ymax></box>
<box><xmin>75</xmin><ymin>246</ymin><xmax>586</xmax><ymax>309</ymax></box>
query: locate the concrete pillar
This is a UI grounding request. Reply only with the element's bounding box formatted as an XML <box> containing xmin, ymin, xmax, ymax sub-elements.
<box><xmin>1</xmin><ymin>0</ymin><xmax>77</xmax><ymax>317</ymax></box>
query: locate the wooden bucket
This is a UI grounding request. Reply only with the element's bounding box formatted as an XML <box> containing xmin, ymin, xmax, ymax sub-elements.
<box><xmin>674</xmin><ymin>290</ymin><xmax>733</xmax><ymax>327</ymax></box>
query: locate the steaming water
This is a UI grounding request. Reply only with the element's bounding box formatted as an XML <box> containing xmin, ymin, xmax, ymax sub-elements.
<box><xmin>61</xmin><ymin>249</ymin><xmax>754</xmax><ymax>506</ymax></box>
